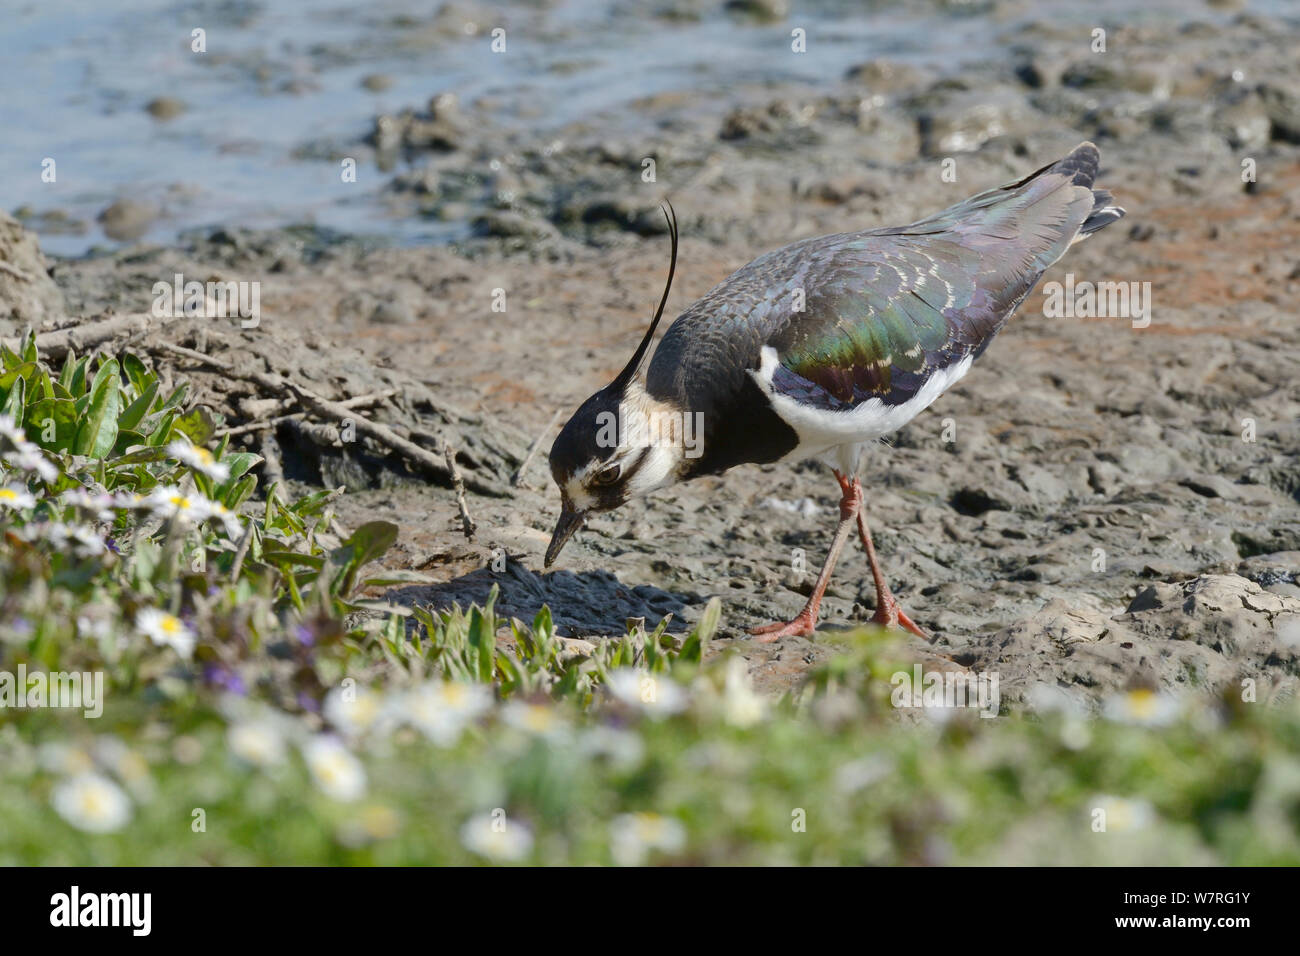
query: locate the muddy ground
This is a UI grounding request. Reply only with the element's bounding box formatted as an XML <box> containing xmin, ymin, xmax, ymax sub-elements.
<box><xmin>6</xmin><ymin>5</ymin><xmax>1300</xmax><ymax>708</ymax></box>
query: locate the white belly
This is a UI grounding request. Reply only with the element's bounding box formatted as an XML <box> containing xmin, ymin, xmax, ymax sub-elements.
<box><xmin>750</xmin><ymin>346</ymin><xmax>974</xmax><ymax>464</ymax></box>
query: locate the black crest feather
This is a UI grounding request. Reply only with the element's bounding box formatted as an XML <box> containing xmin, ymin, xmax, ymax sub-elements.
<box><xmin>610</xmin><ymin>201</ymin><xmax>678</xmax><ymax>391</ymax></box>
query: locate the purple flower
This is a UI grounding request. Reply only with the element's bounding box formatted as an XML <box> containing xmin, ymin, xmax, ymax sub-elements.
<box><xmin>203</xmin><ymin>665</ymin><xmax>246</xmax><ymax>696</ymax></box>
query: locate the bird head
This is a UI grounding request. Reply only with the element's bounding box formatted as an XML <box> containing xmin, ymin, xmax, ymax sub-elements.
<box><xmin>545</xmin><ymin>202</ymin><xmax>680</xmax><ymax>568</ymax></box>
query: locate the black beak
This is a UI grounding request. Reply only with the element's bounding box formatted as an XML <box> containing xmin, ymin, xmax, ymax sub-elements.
<box><xmin>544</xmin><ymin>504</ymin><xmax>586</xmax><ymax>568</ymax></box>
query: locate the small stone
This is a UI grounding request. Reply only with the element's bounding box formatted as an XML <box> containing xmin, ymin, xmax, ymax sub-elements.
<box><xmin>145</xmin><ymin>96</ymin><xmax>185</xmax><ymax>120</ymax></box>
<box><xmin>369</xmin><ymin>299</ymin><xmax>416</xmax><ymax>325</ymax></box>
<box><xmin>475</xmin><ymin>211</ymin><xmax>559</xmax><ymax>242</ymax></box>
<box><xmin>96</xmin><ymin>199</ymin><xmax>157</xmax><ymax>242</ymax></box>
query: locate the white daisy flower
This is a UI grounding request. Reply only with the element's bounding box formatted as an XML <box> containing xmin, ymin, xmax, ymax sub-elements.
<box><xmin>166</xmin><ymin>439</ymin><xmax>230</xmax><ymax>482</ymax></box>
<box><xmin>145</xmin><ymin>486</ymin><xmax>214</xmax><ymax>525</ymax></box>
<box><xmin>76</xmin><ymin>612</ymin><xmax>116</xmax><ymax>642</ymax></box>
<box><xmin>113</xmin><ymin>490</ymin><xmax>152</xmax><ymax>511</ymax></box>
<box><xmin>4</xmin><ymin>444</ymin><xmax>58</xmax><ymax>482</ymax></box>
<box><xmin>578</xmin><ymin>725</ymin><xmax>646</xmax><ymax>769</ymax></box>
<box><xmin>51</xmin><ymin>773</ymin><xmax>132</xmax><ymax>833</ymax></box>
<box><xmin>135</xmin><ymin>607</ymin><xmax>196</xmax><ymax>658</ymax></box>
<box><xmin>323</xmin><ymin>685</ymin><xmax>390</xmax><ymax>739</ymax></box>
<box><xmin>397</xmin><ymin>681</ymin><xmax>493</xmax><ymax>746</ymax></box>
<box><xmin>501</xmin><ymin>700</ymin><xmax>567</xmax><ymax>737</ymax></box>
<box><xmin>60</xmin><ymin>488</ymin><xmax>118</xmax><ymax>522</ymax></box>
<box><xmin>606</xmin><ymin>669</ymin><xmax>688</xmax><ymax>718</ymax></box>
<box><xmin>459</xmin><ymin>811</ymin><xmax>533</xmax><ymax>862</ymax></box>
<box><xmin>37</xmin><ymin>741</ymin><xmax>95</xmax><ymax>775</ymax></box>
<box><xmin>227</xmin><ymin>720</ymin><xmax>289</xmax><ymax>768</ymax></box>
<box><xmin>207</xmin><ymin>501</ymin><xmax>243</xmax><ymax>538</ymax></box>
<box><xmin>722</xmin><ymin>657</ymin><xmax>766</xmax><ymax>728</ymax></box>
<box><xmin>91</xmin><ymin>736</ymin><xmax>153</xmax><ymax>797</ymax></box>
<box><xmin>609</xmin><ymin>812</ymin><xmax>687</xmax><ymax>866</ymax></box>
<box><xmin>302</xmin><ymin>736</ymin><xmax>367</xmax><ymax>802</ymax></box>
<box><xmin>1102</xmin><ymin>688</ymin><xmax>1181</xmax><ymax>727</ymax></box>
<box><xmin>0</xmin><ymin>484</ymin><xmax>36</xmax><ymax>510</ymax></box>
<box><xmin>832</xmin><ymin>754</ymin><xmax>894</xmax><ymax>795</ymax></box>
<box><xmin>46</xmin><ymin>522</ymin><xmax>108</xmax><ymax>558</ymax></box>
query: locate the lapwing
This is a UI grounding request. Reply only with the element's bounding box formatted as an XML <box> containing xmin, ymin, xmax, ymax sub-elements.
<box><xmin>545</xmin><ymin>142</ymin><xmax>1124</xmax><ymax>641</ymax></box>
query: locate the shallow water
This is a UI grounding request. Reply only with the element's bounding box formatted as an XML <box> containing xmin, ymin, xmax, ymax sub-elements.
<box><xmin>0</xmin><ymin>0</ymin><xmax>1288</xmax><ymax>256</ymax></box>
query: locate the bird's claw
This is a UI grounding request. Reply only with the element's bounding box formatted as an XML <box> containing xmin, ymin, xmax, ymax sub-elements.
<box><xmin>872</xmin><ymin>599</ymin><xmax>930</xmax><ymax>641</ymax></box>
<box><xmin>749</xmin><ymin>613</ymin><xmax>817</xmax><ymax>642</ymax></box>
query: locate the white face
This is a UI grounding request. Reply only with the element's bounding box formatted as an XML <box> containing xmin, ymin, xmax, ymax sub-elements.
<box><xmin>562</xmin><ymin>431</ymin><xmax>681</xmax><ymax>514</ymax></box>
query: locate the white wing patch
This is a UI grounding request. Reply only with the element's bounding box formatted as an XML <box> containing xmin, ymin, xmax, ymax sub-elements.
<box><xmin>751</xmin><ymin>346</ymin><xmax>973</xmax><ymax>463</ymax></box>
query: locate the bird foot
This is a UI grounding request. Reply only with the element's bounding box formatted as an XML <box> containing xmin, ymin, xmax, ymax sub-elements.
<box><xmin>749</xmin><ymin>611</ymin><xmax>818</xmax><ymax>643</ymax></box>
<box><xmin>871</xmin><ymin>599</ymin><xmax>930</xmax><ymax>641</ymax></box>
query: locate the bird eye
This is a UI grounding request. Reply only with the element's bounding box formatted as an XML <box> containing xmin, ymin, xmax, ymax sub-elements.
<box><xmin>591</xmin><ymin>464</ymin><xmax>622</xmax><ymax>486</ymax></box>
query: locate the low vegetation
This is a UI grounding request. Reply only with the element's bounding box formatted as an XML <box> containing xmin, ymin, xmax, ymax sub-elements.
<box><xmin>0</xmin><ymin>335</ymin><xmax>1296</xmax><ymax>864</ymax></box>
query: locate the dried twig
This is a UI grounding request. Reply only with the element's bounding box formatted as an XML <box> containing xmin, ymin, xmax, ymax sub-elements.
<box><xmin>1</xmin><ymin>310</ymin><xmax>194</xmax><ymax>358</ymax></box>
<box><xmin>511</xmin><ymin>408</ymin><xmax>561</xmax><ymax>487</ymax></box>
<box><xmin>147</xmin><ymin>340</ymin><xmax>510</xmax><ymax>497</ymax></box>
<box><xmin>444</xmin><ymin>443</ymin><xmax>477</xmax><ymax>540</ymax></box>
<box><xmin>216</xmin><ymin>388</ymin><xmax>398</xmax><ymax>437</ymax></box>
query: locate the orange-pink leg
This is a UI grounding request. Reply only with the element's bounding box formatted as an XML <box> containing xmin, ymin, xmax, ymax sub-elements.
<box><xmin>750</xmin><ymin>471</ymin><xmax>930</xmax><ymax>642</ymax></box>
<box><xmin>750</xmin><ymin>470</ymin><xmax>861</xmax><ymax>642</ymax></box>
<box><xmin>854</xmin><ymin>495</ymin><xmax>928</xmax><ymax>640</ymax></box>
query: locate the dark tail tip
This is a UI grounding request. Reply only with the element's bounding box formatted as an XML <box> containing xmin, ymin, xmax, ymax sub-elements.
<box><xmin>1053</xmin><ymin>141</ymin><xmax>1102</xmax><ymax>189</ymax></box>
<box><xmin>1082</xmin><ymin>188</ymin><xmax>1126</xmax><ymax>235</ymax></box>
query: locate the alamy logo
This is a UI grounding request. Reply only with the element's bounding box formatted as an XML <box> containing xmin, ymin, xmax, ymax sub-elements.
<box><xmin>152</xmin><ymin>272</ymin><xmax>260</xmax><ymax>328</ymax></box>
<box><xmin>50</xmin><ymin>886</ymin><xmax>151</xmax><ymax>936</ymax></box>
<box><xmin>595</xmin><ymin>408</ymin><xmax>704</xmax><ymax>458</ymax></box>
<box><xmin>1042</xmin><ymin>273</ymin><xmax>1151</xmax><ymax>329</ymax></box>
<box><xmin>890</xmin><ymin>664</ymin><xmax>1000</xmax><ymax>718</ymax></box>
<box><xmin>0</xmin><ymin>665</ymin><xmax>103</xmax><ymax>718</ymax></box>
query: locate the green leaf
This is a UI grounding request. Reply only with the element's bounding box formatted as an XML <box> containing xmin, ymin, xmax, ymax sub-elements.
<box><xmin>174</xmin><ymin>406</ymin><xmax>216</xmax><ymax>445</ymax></box>
<box><xmin>262</xmin><ymin>550</ymin><xmax>325</xmax><ymax>569</ymax></box>
<box><xmin>72</xmin><ymin>372</ymin><xmax>121</xmax><ymax>458</ymax></box>
<box><xmin>145</xmin><ymin>410</ymin><xmax>176</xmax><ymax>446</ymax></box>
<box><xmin>67</xmin><ymin>354</ymin><xmax>91</xmax><ymax>397</ymax></box>
<box><xmin>345</xmin><ymin>520</ymin><xmax>398</xmax><ymax>569</ymax></box>
<box><xmin>326</xmin><ymin>520</ymin><xmax>398</xmax><ymax>597</ymax></box>
<box><xmin>121</xmin><ymin>352</ymin><xmax>151</xmax><ymax>396</ymax></box>
<box><xmin>56</xmin><ymin>348</ymin><xmax>77</xmax><ymax>392</ymax></box>
<box><xmin>87</xmin><ymin>357</ymin><xmax>120</xmax><ymax>402</ymax></box>
<box><xmin>157</xmin><ymin>382</ymin><xmax>188</xmax><ymax>412</ymax></box>
<box><xmin>0</xmin><ymin>361</ymin><xmax>36</xmax><ymax>394</ymax></box>
<box><xmin>467</xmin><ymin>605</ymin><xmax>495</xmax><ymax>683</ymax></box>
<box><xmin>113</xmin><ymin>444</ymin><xmax>169</xmax><ymax>465</ymax></box>
<box><xmin>224</xmin><ymin>473</ymin><xmax>257</xmax><ymax>511</ymax></box>
<box><xmin>679</xmin><ymin>597</ymin><xmax>721</xmax><ymax>664</ymax></box>
<box><xmin>20</xmin><ymin>328</ymin><xmax>38</xmax><ymax>365</ymax></box>
<box><xmin>112</xmin><ymin>428</ymin><xmax>146</xmax><ymax>456</ymax></box>
<box><xmin>218</xmin><ymin>451</ymin><xmax>261</xmax><ymax>483</ymax></box>
<box><xmin>1</xmin><ymin>373</ymin><xmax>25</xmax><ymax>420</ymax></box>
<box><xmin>118</xmin><ymin>380</ymin><xmax>158</xmax><ymax>431</ymax></box>
<box><xmin>23</xmin><ymin>397</ymin><xmax>78</xmax><ymax>451</ymax></box>
<box><xmin>0</xmin><ymin>342</ymin><xmax>23</xmax><ymax>372</ymax></box>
